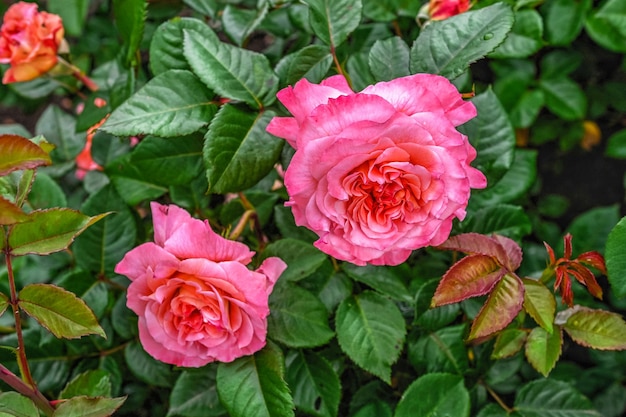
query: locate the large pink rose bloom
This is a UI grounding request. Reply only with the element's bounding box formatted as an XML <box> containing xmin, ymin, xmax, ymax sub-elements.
<box><xmin>0</xmin><ymin>2</ymin><xmax>64</xmax><ymax>84</ymax></box>
<box><xmin>267</xmin><ymin>74</ymin><xmax>486</xmax><ymax>266</ymax></box>
<box><xmin>115</xmin><ymin>203</ymin><xmax>287</xmax><ymax>367</ymax></box>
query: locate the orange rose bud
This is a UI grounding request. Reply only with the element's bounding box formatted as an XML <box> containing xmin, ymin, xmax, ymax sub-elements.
<box><xmin>429</xmin><ymin>0</ymin><xmax>471</xmax><ymax>20</ymax></box>
<box><xmin>0</xmin><ymin>2</ymin><xmax>64</xmax><ymax>84</ymax></box>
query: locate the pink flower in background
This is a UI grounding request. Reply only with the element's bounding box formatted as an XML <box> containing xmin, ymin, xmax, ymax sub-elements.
<box><xmin>429</xmin><ymin>0</ymin><xmax>471</xmax><ymax>20</ymax></box>
<box><xmin>267</xmin><ymin>74</ymin><xmax>486</xmax><ymax>266</ymax></box>
<box><xmin>115</xmin><ymin>203</ymin><xmax>287</xmax><ymax>367</ymax></box>
<box><xmin>0</xmin><ymin>2</ymin><xmax>64</xmax><ymax>83</ymax></box>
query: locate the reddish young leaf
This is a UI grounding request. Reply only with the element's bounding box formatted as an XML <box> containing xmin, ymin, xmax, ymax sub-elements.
<box><xmin>437</xmin><ymin>233</ymin><xmax>522</xmax><ymax>270</ymax></box>
<box><xmin>0</xmin><ymin>134</ymin><xmax>52</xmax><ymax>176</ymax></box>
<box><xmin>432</xmin><ymin>254</ymin><xmax>505</xmax><ymax>307</ymax></box>
<box><xmin>492</xmin><ymin>234</ymin><xmax>523</xmax><ymax>270</ymax></box>
<box><xmin>577</xmin><ymin>251</ymin><xmax>607</xmax><ymax>275</ymax></box>
<box><xmin>562</xmin><ymin>307</ymin><xmax>626</xmax><ymax>350</ymax></box>
<box><xmin>0</xmin><ymin>197</ymin><xmax>29</xmax><ymax>225</ymax></box>
<box><xmin>468</xmin><ymin>273</ymin><xmax>525</xmax><ymax>341</ymax></box>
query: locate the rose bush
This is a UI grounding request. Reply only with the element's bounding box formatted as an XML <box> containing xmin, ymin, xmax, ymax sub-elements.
<box><xmin>428</xmin><ymin>0</ymin><xmax>471</xmax><ymax>20</ymax></box>
<box><xmin>114</xmin><ymin>202</ymin><xmax>287</xmax><ymax>367</ymax></box>
<box><xmin>267</xmin><ymin>74</ymin><xmax>486</xmax><ymax>266</ymax></box>
<box><xmin>0</xmin><ymin>2</ymin><xmax>64</xmax><ymax>84</ymax></box>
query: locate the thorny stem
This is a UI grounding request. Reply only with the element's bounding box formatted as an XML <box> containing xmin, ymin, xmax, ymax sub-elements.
<box><xmin>3</xmin><ymin>244</ymin><xmax>55</xmax><ymax>416</ymax></box>
<box><xmin>230</xmin><ymin>193</ymin><xmax>267</xmax><ymax>251</ymax></box>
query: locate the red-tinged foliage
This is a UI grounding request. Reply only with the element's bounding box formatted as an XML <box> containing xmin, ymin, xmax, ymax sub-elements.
<box><xmin>544</xmin><ymin>234</ymin><xmax>605</xmax><ymax>307</ymax></box>
<box><xmin>436</xmin><ymin>232</ymin><xmax>522</xmax><ymax>270</ymax></box>
<box><xmin>0</xmin><ymin>134</ymin><xmax>52</xmax><ymax>175</ymax></box>
<box><xmin>432</xmin><ymin>254</ymin><xmax>506</xmax><ymax>306</ymax></box>
<box><xmin>468</xmin><ymin>273</ymin><xmax>525</xmax><ymax>341</ymax></box>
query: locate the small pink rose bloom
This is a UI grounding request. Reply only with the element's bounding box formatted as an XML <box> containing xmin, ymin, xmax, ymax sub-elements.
<box><xmin>115</xmin><ymin>203</ymin><xmax>287</xmax><ymax>367</ymax></box>
<box><xmin>0</xmin><ymin>2</ymin><xmax>64</xmax><ymax>84</ymax></box>
<box><xmin>429</xmin><ymin>0</ymin><xmax>471</xmax><ymax>20</ymax></box>
<box><xmin>267</xmin><ymin>74</ymin><xmax>486</xmax><ymax>266</ymax></box>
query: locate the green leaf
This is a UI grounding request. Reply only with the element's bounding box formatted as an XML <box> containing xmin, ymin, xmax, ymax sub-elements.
<box><xmin>285</xmin><ymin>351</ymin><xmax>341</xmax><ymax>417</ymax></box>
<box><xmin>562</xmin><ymin>307</ymin><xmax>626</xmax><ymax>350</ymax></box>
<box><xmin>103</xmin><ymin>70</ymin><xmax>217</xmax><ymax>137</ymax></box>
<box><xmin>222</xmin><ymin>3</ymin><xmax>269</xmax><ymax>47</ymax></box>
<box><xmin>409</xmin><ymin>3</ymin><xmax>514</xmax><ymax>79</ymax></box>
<box><xmin>35</xmin><ymin>105</ymin><xmax>82</xmax><ymax>164</ymax></box>
<box><xmin>342</xmin><ymin>264</ymin><xmax>412</xmax><ymax>303</ymax></box>
<box><xmin>514</xmin><ymin>379</ymin><xmax>601</xmax><ymax>417</ymax></box>
<box><xmin>28</xmin><ymin>172</ymin><xmax>68</xmax><ymax>210</ymax></box>
<box><xmin>183</xmin><ymin>28</ymin><xmax>278</xmax><ymax>109</ymax></box>
<box><xmin>458</xmin><ymin>89</ymin><xmax>515</xmax><ymax>185</ymax></box>
<box><xmin>0</xmin><ymin>134</ymin><xmax>51</xmax><ymax>176</ymax></box>
<box><xmin>183</xmin><ymin>0</ymin><xmax>217</xmax><ymax>17</ymax></box>
<box><xmin>542</xmin><ymin>0</ymin><xmax>591</xmax><ymax>46</ymax></box>
<box><xmin>509</xmin><ymin>90</ymin><xmax>544</xmax><ymax>129</ymax></box>
<box><xmin>432</xmin><ymin>255</ymin><xmax>505</xmax><ymax>307</ymax></box>
<box><xmin>48</xmin><ymin>0</ymin><xmax>89</xmax><ymax>36</ymax></box>
<box><xmin>492</xmin><ymin>328</ymin><xmax>527</xmax><ymax>359</ymax></box>
<box><xmin>74</xmin><ymin>185</ymin><xmax>137</xmax><ymax>275</ymax></box>
<box><xmin>125</xmin><ymin>341</ymin><xmax>175</xmax><ymax>388</ymax></box>
<box><xmin>268</xmin><ymin>283</ymin><xmax>334</xmax><ymax>348</ymax></box>
<box><xmin>606</xmin><ymin>216</ymin><xmax>626</xmax><ymax>298</ymax></box>
<box><xmin>490</xmin><ymin>9</ymin><xmax>544</xmax><ymax>58</ymax></box>
<box><xmin>108</xmin><ymin>154</ymin><xmax>168</xmax><ymax>206</ymax></box>
<box><xmin>18</xmin><ymin>283</ymin><xmax>105</xmax><ymax>339</ymax></box>
<box><xmin>460</xmin><ymin>204</ymin><xmax>532</xmax><ymax>241</ymax></box>
<box><xmin>0</xmin><ymin>197</ymin><xmax>29</xmax><ymax>225</ymax></box>
<box><xmin>51</xmin><ymin>396</ymin><xmax>126</xmax><ymax>417</ymax></box>
<box><xmin>275</xmin><ymin>45</ymin><xmax>333</xmax><ymax>87</ymax></box>
<box><xmin>167</xmin><ymin>368</ymin><xmax>225</xmax><ymax>417</ymax></box>
<box><xmin>0</xmin><ymin>392</ymin><xmax>38</xmax><ymax>417</ymax></box>
<box><xmin>125</xmin><ymin>135</ymin><xmax>203</xmax><ymax>186</ymax></box>
<box><xmin>113</xmin><ymin>0</ymin><xmax>147</xmax><ymax>66</ymax></box>
<box><xmin>9</xmin><ymin>209</ymin><xmax>108</xmax><ymax>256</ymax></box>
<box><xmin>585</xmin><ymin>0</ymin><xmax>626</xmax><ymax>53</ymax></box>
<box><xmin>59</xmin><ymin>370</ymin><xmax>112</xmax><ymax>399</ymax></box>
<box><xmin>469</xmin><ymin>273</ymin><xmax>524</xmax><ymax>341</ymax></box>
<box><xmin>540</xmin><ymin>78</ymin><xmax>587</xmax><ymax>120</ymax></box>
<box><xmin>261</xmin><ymin>239</ymin><xmax>327</xmax><ymax>282</ymax></box>
<box><xmin>302</xmin><ymin>0</ymin><xmax>363</xmax><ymax>48</ymax></box>
<box><xmin>150</xmin><ymin>17</ymin><xmax>218</xmax><ymax>76</ymax></box>
<box><xmin>336</xmin><ymin>291</ymin><xmax>406</xmax><ymax>383</ymax></box>
<box><xmin>522</xmin><ymin>278</ymin><xmax>555</xmax><ymax>333</ymax></box>
<box><xmin>470</xmin><ymin>149</ymin><xmax>537</xmax><ymax>208</ymax></box>
<box><xmin>368</xmin><ymin>37</ymin><xmax>410</xmax><ymax>82</ymax></box>
<box><xmin>394</xmin><ymin>373</ymin><xmax>470</xmax><ymax>417</ymax></box>
<box><xmin>217</xmin><ymin>342</ymin><xmax>295</xmax><ymax>417</ymax></box>
<box><xmin>409</xmin><ymin>324</ymin><xmax>469</xmax><ymax>375</ymax></box>
<box><xmin>525</xmin><ymin>326</ymin><xmax>562</xmax><ymax>377</ymax></box>
<box><xmin>606</xmin><ymin>129</ymin><xmax>626</xmax><ymax>159</ymax></box>
<box><xmin>414</xmin><ymin>279</ymin><xmax>460</xmax><ymax>331</ymax></box>
<box><xmin>204</xmin><ymin>105</ymin><xmax>283</xmax><ymax>193</ymax></box>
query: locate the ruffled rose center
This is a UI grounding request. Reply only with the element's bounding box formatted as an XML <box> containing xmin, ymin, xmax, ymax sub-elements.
<box><xmin>153</xmin><ymin>274</ymin><xmax>251</xmax><ymax>346</ymax></box>
<box><xmin>341</xmin><ymin>145</ymin><xmax>443</xmax><ymax>236</ymax></box>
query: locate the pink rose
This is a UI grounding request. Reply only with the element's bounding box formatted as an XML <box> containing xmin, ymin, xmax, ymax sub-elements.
<box><xmin>0</xmin><ymin>2</ymin><xmax>64</xmax><ymax>84</ymax></box>
<box><xmin>266</xmin><ymin>74</ymin><xmax>486</xmax><ymax>266</ymax></box>
<box><xmin>428</xmin><ymin>0</ymin><xmax>471</xmax><ymax>20</ymax></box>
<box><xmin>115</xmin><ymin>203</ymin><xmax>287</xmax><ymax>367</ymax></box>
